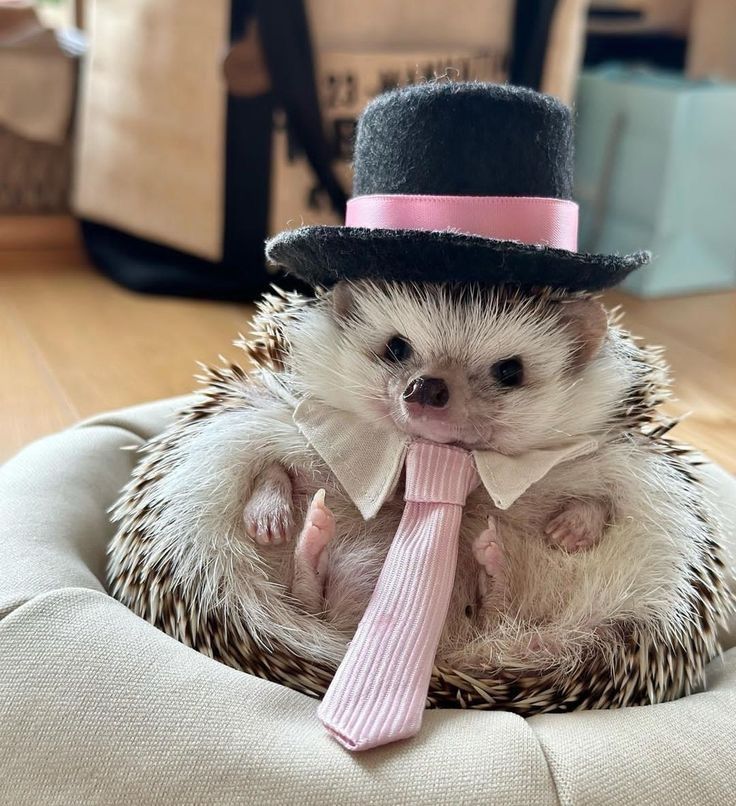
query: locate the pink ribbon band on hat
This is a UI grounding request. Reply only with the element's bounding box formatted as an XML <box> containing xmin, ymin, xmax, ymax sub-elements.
<box><xmin>345</xmin><ymin>194</ymin><xmax>579</xmax><ymax>251</ymax></box>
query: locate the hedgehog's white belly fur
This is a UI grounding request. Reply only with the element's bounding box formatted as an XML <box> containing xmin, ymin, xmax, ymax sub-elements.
<box><xmin>141</xmin><ymin>402</ymin><xmax>706</xmax><ymax>677</ymax></box>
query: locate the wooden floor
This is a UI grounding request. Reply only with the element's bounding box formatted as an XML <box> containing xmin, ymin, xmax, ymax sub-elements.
<box><xmin>2</xmin><ymin>242</ymin><xmax>735</xmax><ymax>472</ymax></box>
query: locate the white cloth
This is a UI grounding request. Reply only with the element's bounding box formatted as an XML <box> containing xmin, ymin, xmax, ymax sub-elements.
<box><xmin>0</xmin><ymin>9</ymin><xmax>75</xmax><ymax>144</ymax></box>
<box><xmin>1</xmin><ymin>396</ymin><xmax>735</xmax><ymax>804</ymax></box>
<box><xmin>293</xmin><ymin>397</ymin><xmax>597</xmax><ymax>517</ymax></box>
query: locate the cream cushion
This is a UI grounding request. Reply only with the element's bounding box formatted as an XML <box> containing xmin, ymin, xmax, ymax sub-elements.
<box><xmin>1</xmin><ymin>398</ymin><xmax>735</xmax><ymax>805</ymax></box>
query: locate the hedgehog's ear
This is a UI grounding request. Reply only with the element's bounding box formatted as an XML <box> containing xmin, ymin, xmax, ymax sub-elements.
<box><xmin>559</xmin><ymin>298</ymin><xmax>608</xmax><ymax>371</ymax></box>
<box><xmin>331</xmin><ymin>281</ymin><xmax>355</xmax><ymax>320</ymax></box>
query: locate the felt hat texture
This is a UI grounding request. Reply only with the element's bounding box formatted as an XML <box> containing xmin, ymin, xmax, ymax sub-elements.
<box><xmin>266</xmin><ymin>82</ymin><xmax>649</xmax><ymax>291</ymax></box>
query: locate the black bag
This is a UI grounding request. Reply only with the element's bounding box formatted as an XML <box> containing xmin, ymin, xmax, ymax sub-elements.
<box><xmin>80</xmin><ymin>0</ymin><xmax>346</xmax><ymax>302</ymax></box>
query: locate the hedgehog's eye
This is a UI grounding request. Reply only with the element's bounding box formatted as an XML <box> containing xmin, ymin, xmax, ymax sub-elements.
<box><xmin>491</xmin><ymin>356</ymin><xmax>524</xmax><ymax>387</ymax></box>
<box><xmin>383</xmin><ymin>335</ymin><xmax>413</xmax><ymax>362</ymax></box>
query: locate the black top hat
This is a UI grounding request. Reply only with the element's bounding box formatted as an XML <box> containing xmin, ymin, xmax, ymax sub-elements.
<box><xmin>266</xmin><ymin>82</ymin><xmax>648</xmax><ymax>292</ymax></box>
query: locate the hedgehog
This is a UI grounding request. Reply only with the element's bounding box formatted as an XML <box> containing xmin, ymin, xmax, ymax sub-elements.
<box><xmin>108</xmin><ymin>281</ymin><xmax>734</xmax><ymax>713</ymax></box>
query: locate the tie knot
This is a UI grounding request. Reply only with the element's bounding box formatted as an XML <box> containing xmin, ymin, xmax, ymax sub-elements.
<box><xmin>404</xmin><ymin>441</ymin><xmax>478</xmax><ymax>506</ymax></box>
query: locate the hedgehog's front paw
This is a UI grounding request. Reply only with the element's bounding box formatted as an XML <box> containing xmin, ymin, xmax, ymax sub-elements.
<box><xmin>243</xmin><ymin>464</ymin><xmax>295</xmax><ymax>546</ymax></box>
<box><xmin>544</xmin><ymin>499</ymin><xmax>608</xmax><ymax>553</ymax></box>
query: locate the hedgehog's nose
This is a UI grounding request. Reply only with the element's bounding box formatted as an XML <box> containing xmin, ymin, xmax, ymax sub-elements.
<box><xmin>403</xmin><ymin>376</ymin><xmax>450</xmax><ymax>408</ymax></box>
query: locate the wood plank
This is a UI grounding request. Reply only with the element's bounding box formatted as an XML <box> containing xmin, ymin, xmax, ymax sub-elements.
<box><xmin>608</xmin><ymin>289</ymin><xmax>736</xmax><ymax>363</ymax></box>
<box><xmin>0</xmin><ymin>216</ymin><xmax>82</xmax><ymax>252</ymax></box>
<box><xmin>606</xmin><ymin>290</ymin><xmax>736</xmax><ymax>471</ymax></box>
<box><xmin>0</xmin><ymin>296</ymin><xmax>78</xmax><ymax>461</ymax></box>
<box><xmin>0</xmin><ymin>262</ymin><xmax>255</xmax><ymax>423</ymax></box>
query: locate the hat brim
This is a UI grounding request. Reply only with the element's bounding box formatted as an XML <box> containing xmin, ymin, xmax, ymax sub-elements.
<box><xmin>265</xmin><ymin>226</ymin><xmax>649</xmax><ymax>292</ymax></box>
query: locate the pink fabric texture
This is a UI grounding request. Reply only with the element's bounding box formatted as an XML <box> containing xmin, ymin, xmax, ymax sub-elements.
<box><xmin>318</xmin><ymin>441</ymin><xmax>478</xmax><ymax>751</ymax></box>
<box><xmin>345</xmin><ymin>194</ymin><xmax>579</xmax><ymax>251</ymax></box>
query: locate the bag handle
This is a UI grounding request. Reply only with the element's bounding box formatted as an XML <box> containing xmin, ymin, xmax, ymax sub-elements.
<box><xmin>253</xmin><ymin>0</ymin><xmax>348</xmax><ymax>217</ymax></box>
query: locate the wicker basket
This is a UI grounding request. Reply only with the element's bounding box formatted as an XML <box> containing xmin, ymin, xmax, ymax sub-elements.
<box><xmin>0</xmin><ymin>125</ymin><xmax>72</xmax><ymax>214</ymax></box>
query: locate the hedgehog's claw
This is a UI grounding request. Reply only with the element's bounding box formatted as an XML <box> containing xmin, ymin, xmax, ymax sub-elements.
<box><xmin>544</xmin><ymin>498</ymin><xmax>608</xmax><ymax>553</ymax></box>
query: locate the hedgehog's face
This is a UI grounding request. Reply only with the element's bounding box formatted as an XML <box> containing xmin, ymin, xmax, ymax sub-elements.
<box><xmin>289</xmin><ymin>281</ymin><xmax>620</xmax><ymax>454</ymax></box>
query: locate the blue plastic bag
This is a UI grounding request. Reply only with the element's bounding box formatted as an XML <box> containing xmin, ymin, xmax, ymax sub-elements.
<box><xmin>574</xmin><ymin>66</ymin><xmax>736</xmax><ymax>297</ymax></box>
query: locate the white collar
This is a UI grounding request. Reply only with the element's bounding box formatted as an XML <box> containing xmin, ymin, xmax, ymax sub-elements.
<box><xmin>292</xmin><ymin>397</ymin><xmax>597</xmax><ymax>519</ymax></box>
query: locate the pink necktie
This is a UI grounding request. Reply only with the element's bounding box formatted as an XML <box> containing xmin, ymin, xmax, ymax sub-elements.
<box><xmin>318</xmin><ymin>441</ymin><xmax>478</xmax><ymax>751</ymax></box>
